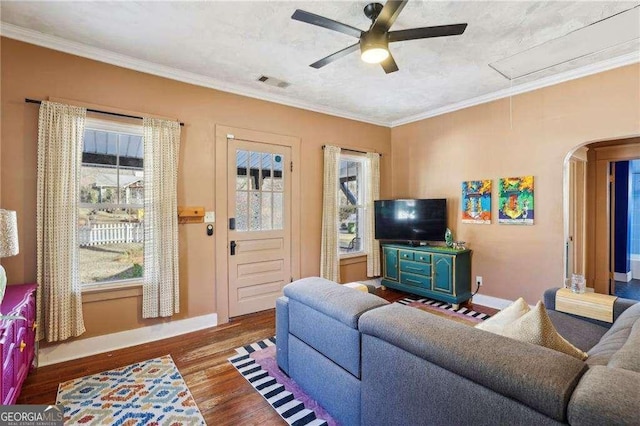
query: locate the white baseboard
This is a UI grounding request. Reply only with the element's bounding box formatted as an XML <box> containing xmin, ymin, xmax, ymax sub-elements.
<box><xmin>38</xmin><ymin>313</ymin><xmax>218</xmax><ymax>367</ymax></box>
<box><xmin>614</xmin><ymin>271</ymin><xmax>632</xmax><ymax>282</ymax></box>
<box><xmin>471</xmin><ymin>294</ymin><xmax>514</xmax><ymax>310</ymax></box>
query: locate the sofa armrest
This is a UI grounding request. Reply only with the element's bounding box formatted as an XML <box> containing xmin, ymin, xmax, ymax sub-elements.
<box><xmin>568</xmin><ymin>366</ymin><xmax>640</xmax><ymax>425</ymax></box>
<box><xmin>275</xmin><ymin>296</ymin><xmax>289</xmax><ymax>375</ymax></box>
<box><xmin>359</xmin><ymin>304</ymin><xmax>588</xmax><ymax>422</ymax></box>
<box><xmin>544</xmin><ymin>287</ymin><xmax>638</xmax><ymax>324</ymax></box>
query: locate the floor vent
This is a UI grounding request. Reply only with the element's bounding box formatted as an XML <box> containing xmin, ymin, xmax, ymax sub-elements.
<box><xmin>257</xmin><ymin>75</ymin><xmax>291</xmax><ymax>89</ymax></box>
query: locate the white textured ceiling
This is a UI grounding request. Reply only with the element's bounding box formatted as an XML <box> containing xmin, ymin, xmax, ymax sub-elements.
<box><xmin>1</xmin><ymin>1</ymin><xmax>638</xmax><ymax>126</ymax></box>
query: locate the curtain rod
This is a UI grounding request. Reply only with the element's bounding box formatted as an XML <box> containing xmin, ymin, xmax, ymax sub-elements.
<box><xmin>322</xmin><ymin>145</ymin><xmax>382</xmax><ymax>157</ymax></box>
<box><xmin>25</xmin><ymin>98</ymin><xmax>185</xmax><ymax>127</ymax></box>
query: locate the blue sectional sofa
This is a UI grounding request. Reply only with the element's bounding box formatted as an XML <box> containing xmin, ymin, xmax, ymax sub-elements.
<box><xmin>276</xmin><ymin>277</ymin><xmax>640</xmax><ymax>426</ymax></box>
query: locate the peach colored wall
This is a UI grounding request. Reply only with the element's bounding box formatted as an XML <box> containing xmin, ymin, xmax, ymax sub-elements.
<box><xmin>390</xmin><ymin>64</ymin><xmax>640</xmax><ymax>303</ymax></box>
<box><xmin>0</xmin><ymin>38</ymin><xmax>391</xmax><ymax>339</ymax></box>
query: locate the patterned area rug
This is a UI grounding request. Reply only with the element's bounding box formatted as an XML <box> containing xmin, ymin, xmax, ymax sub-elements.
<box><xmin>57</xmin><ymin>355</ymin><xmax>205</xmax><ymax>425</ymax></box>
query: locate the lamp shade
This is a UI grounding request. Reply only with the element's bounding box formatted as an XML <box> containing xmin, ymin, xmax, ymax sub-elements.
<box><xmin>0</xmin><ymin>210</ymin><xmax>19</xmax><ymax>258</ymax></box>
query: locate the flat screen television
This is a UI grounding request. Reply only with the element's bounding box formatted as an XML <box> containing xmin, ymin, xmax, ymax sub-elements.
<box><xmin>374</xmin><ymin>199</ymin><xmax>447</xmax><ymax>242</ymax></box>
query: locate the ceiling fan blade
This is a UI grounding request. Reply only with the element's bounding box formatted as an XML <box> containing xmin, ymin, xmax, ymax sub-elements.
<box><xmin>370</xmin><ymin>0</ymin><xmax>408</xmax><ymax>33</ymax></box>
<box><xmin>389</xmin><ymin>23</ymin><xmax>468</xmax><ymax>42</ymax></box>
<box><xmin>292</xmin><ymin>10</ymin><xmax>362</xmax><ymax>39</ymax></box>
<box><xmin>310</xmin><ymin>43</ymin><xmax>360</xmax><ymax>69</ymax></box>
<box><xmin>381</xmin><ymin>53</ymin><xmax>399</xmax><ymax>74</ymax></box>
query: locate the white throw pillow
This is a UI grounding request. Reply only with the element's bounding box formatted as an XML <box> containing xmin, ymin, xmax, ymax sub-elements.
<box><xmin>501</xmin><ymin>301</ymin><xmax>588</xmax><ymax>360</ymax></box>
<box><xmin>475</xmin><ymin>297</ymin><xmax>530</xmax><ymax>334</ymax></box>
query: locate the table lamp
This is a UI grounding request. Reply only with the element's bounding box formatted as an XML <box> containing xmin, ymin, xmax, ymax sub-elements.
<box><xmin>0</xmin><ymin>209</ymin><xmax>19</xmax><ymax>306</ymax></box>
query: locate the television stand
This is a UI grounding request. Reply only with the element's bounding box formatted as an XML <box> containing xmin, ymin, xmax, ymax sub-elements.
<box><xmin>381</xmin><ymin>243</ymin><xmax>472</xmax><ymax>306</ymax></box>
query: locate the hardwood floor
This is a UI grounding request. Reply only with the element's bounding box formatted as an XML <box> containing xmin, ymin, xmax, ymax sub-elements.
<box><xmin>18</xmin><ymin>288</ymin><xmax>497</xmax><ymax>424</ymax></box>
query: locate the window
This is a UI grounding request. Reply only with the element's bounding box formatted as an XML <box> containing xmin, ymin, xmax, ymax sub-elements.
<box><xmin>78</xmin><ymin>119</ymin><xmax>144</xmax><ymax>285</ymax></box>
<box><xmin>339</xmin><ymin>155</ymin><xmax>366</xmax><ymax>256</ymax></box>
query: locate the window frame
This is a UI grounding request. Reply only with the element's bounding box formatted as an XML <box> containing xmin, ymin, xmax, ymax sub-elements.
<box><xmin>79</xmin><ymin>118</ymin><xmax>145</xmax><ymax>290</ymax></box>
<box><xmin>338</xmin><ymin>153</ymin><xmax>367</xmax><ymax>259</ymax></box>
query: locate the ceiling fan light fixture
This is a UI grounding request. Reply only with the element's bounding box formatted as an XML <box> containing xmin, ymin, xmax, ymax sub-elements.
<box><xmin>360</xmin><ymin>31</ymin><xmax>390</xmax><ymax>64</ymax></box>
<box><xmin>361</xmin><ymin>46</ymin><xmax>389</xmax><ymax>63</ymax></box>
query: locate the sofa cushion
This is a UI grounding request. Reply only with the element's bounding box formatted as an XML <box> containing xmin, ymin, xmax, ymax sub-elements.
<box><xmin>607</xmin><ymin>319</ymin><xmax>640</xmax><ymax>373</ymax></box>
<box><xmin>289</xmin><ymin>299</ymin><xmax>363</xmax><ymax>377</ymax></box>
<box><xmin>587</xmin><ymin>302</ymin><xmax>640</xmax><ymax>367</ymax></box>
<box><xmin>289</xmin><ymin>335</ymin><xmax>361</xmax><ymax>426</ymax></box>
<box><xmin>283</xmin><ymin>277</ymin><xmax>388</xmax><ymax>328</ymax></box>
<box><xmin>284</xmin><ymin>277</ymin><xmax>388</xmax><ymax>378</ymax></box>
<box><xmin>501</xmin><ymin>301</ymin><xmax>588</xmax><ymax>360</ymax></box>
<box><xmin>475</xmin><ymin>297</ymin><xmax>530</xmax><ymax>334</ymax></box>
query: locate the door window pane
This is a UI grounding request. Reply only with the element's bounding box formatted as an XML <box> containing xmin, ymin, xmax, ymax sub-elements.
<box><xmin>262</xmin><ymin>192</ymin><xmax>272</xmax><ymax>230</ymax></box>
<box><xmin>235</xmin><ymin>149</ymin><xmax>285</xmax><ymax>232</ymax></box>
<box><xmin>236</xmin><ymin>150</ymin><xmax>249</xmax><ymax>190</ymax></box>
<box><xmin>250</xmin><ymin>191</ymin><xmax>261</xmax><ymax>231</ymax></box>
<box><xmin>273</xmin><ymin>192</ymin><xmax>283</xmax><ymax>229</ymax></box>
<box><xmin>235</xmin><ymin>192</ymin><xmax>248</xmax><ymax>231</ymax></box>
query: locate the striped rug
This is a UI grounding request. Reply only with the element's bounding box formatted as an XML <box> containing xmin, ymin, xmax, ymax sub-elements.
<box><xmin>229</xmin><ymin>338</ymin><xmax>331</xmax><ymax>426</ymax></box>
<box><xmin>395</xmin><ymin>296</ymin><xmax>491</xmax><ymax>320</ymax></box>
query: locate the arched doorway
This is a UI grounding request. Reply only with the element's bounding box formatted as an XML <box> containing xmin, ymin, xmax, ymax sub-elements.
<box><xmin>564</xmin><ymin>136</ymin><xmax>640</xmax><ymax>299</ymax></box>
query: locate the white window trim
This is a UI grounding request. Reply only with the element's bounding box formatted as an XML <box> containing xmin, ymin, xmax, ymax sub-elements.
<box><xmin>339</xmin><ymin>153</ymin><xmax>367</xmax><ymax>259</ymax></box>
<box><xmin>82</xmin><ymin>279</ymin><xmax>142</xmax><ymax>294</ymax></box>
<box><xmin>80</xmin><ymin>117</ymin><xmax>145</xmax><ymax>289</ymax></box>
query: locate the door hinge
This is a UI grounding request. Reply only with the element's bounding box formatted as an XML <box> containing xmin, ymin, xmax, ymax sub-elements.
<box><xmin>609</xmin><ymin>174</ymin><xmax>615</xmax><ymax>183</ymax></box>
<box><xmin>290</xmin><ymin>161</ymin><xmax>293</xmax><ymax>172</ymax></box>
<box><xmin>609</xmin><ymin>272</ymin><xmax>614</xmax><ymax>279</ymax></box>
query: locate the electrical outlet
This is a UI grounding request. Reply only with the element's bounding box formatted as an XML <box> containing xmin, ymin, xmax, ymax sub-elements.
<box><xmin>476</xmin><ymin>276</ymin><xmax>483</xmax><ymax>286</ymax></box>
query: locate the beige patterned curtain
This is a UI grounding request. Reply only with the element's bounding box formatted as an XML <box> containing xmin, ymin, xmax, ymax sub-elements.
<box><xmin>320</xmin><ymin>145</ymin><xmax>341</xmax><ymax>282</ymax></box>
<box><xmin>142</xmin><ymin>118</ymin><xmax>181</xmax><ymax>318</ymax></box>
<box><xmin>365</xmin><ymin>152</ymin><xmax>381</xmax><ymax>277</ymax></box>
<box><xmin>36</xmin><ymin>101</ymin><xmax>86</xmax><ymax>342</ymax></box>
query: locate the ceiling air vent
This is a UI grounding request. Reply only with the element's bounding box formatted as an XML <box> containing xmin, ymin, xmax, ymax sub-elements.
<box><xmin>257</xmin><ymin>75</ymin><xmax>291</xmax><ymax>89</ymax></box>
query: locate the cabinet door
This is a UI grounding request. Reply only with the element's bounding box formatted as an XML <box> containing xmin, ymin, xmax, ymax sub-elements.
<box><xmin>383</xmin><ymin>247</ymin><xmax>399</xmax><ymax>281</ymax></box>
<box><xmin>433</xmin><ymin>255</ymin><xmax>453</xmax><ymax>294</ymax></box>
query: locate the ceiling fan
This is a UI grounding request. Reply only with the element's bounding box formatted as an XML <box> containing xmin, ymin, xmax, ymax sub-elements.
<box><xmin>291</xmin><ymin>0</ymin><xmax>468</xmax><ymax>74</ymax></box>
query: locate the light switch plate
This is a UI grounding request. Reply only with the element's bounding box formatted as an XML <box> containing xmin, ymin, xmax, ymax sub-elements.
<box><xmin>204</xmin><ymin>211</ymin><xmax>215</xmax><ymax>223</ymax></box>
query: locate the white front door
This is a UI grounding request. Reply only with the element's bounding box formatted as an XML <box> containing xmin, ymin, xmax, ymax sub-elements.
<box><xmin>227</xmin><ymin>139</ymin><xmax>292</xmax><ymax>317</ymax></box>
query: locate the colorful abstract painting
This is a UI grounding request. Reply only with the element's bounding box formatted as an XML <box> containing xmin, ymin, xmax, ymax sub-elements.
<box><xmin>498</xmin><ymin>176</ymin><xmax>534</xmax><ymax>225</ymax></box>
<box><xmin>462</xmin><ymin>180</ymin><xmax>492</xmax><ymax>224</ymax></box>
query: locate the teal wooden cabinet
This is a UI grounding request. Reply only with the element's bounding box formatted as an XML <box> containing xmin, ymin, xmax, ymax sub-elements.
<box><xmin>381</xmin><ymin>244</ymin><xmax>472</xmax><ymax>308</ymax></box>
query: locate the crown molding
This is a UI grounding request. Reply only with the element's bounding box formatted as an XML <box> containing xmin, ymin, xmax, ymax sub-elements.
<box><xmin>391</xmin><ymin>51</ymin><xmax>640</xmax><ymax>127</ymax></box>
<box><xmin>2</xmin><ymin>22</ymin><xmax>637</xmax><ymax>129</ymax></box>
<box><xmin>0</xmin><ymin>22</ymin><xmax>390</xmax><ymax>127</ymax></box>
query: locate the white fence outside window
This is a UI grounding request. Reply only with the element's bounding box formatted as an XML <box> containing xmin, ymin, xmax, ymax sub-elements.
<box><xmin>79</xmin><ymin>223</ymin><xmax>144</xmax><ymax>246</ymax></box>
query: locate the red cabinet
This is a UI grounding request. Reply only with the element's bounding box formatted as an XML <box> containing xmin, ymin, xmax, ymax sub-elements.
<box><xmin>0</xmin><ymin>284</ymin><xmax>37</xmax><ymax>405</ymax></box>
